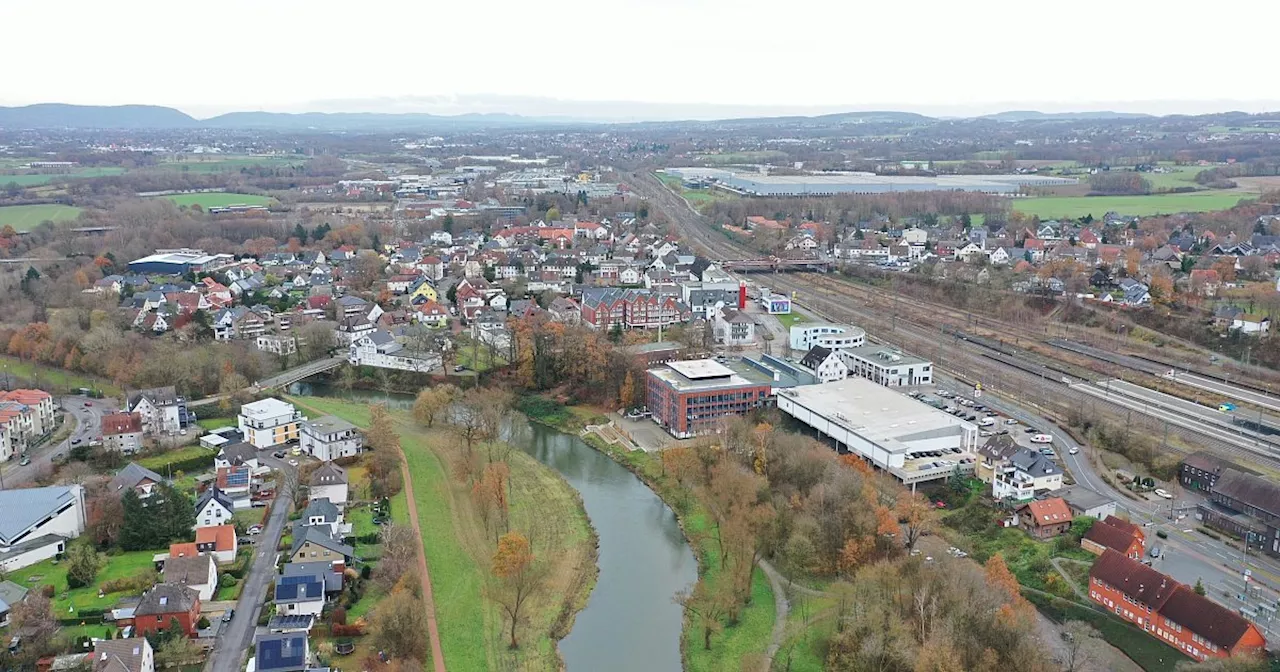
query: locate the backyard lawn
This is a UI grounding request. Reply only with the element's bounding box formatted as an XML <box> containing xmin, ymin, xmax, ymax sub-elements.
<box><xmin>8</xmin><ymin>548</ymin><xmax>162</xmax><ymax>615</ymax></box>
<box><xmin>136</xmin><ymin>444</ymin><xmax>217</xmax><ymax>473</ymax></box>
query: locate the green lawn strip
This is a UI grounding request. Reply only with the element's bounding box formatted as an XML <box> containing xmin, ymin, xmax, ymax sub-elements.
<box><xmin>197</xmin><ymin>417</ymin><xmax>237</xmax><ymax>431</ymax></box>
<box><xmin>775</xmin><ymin>311</ymin><xmax>808</xmax><ymax>329</ymax></box>
<box><xmin>1013</xmin><ymin>192</ymin><xmax>1248</xmax><ymax>219</ymax></box>
<box><xmin>346</xmin><ymin>585</ymin><xmax>385</xmax><ymax>621</ymax></box>
<box><xmin>1023</xmin><ymin>590</ymin><xmax>1187</xmax><ymax>672</ymax></box>
<box><xmin>288</xmin><ymin>397</ymin><xmax>487</xmax><ymax>672</ymax></box>
<box><xmin>135</xmin><ymin>444</ymin><xmax>217</xmax><ymax>474</ymax></box>
<box><xmin>0</xmin><ymin>356</ymin><xmax>119</xmax><ymax>395</ymax></box>
<box><xmin>0</xmin><ymin>204</ymin><xmax>84</xmax><ymax>231</ymax></box>
<box><xmin>9</xmin><ymin>549</ymin><xmax>163</xmax><ymax>615</ymax></box>
<box><xmin>155</xmin><ymin>193</ymin><xmax>274</xmax><ymax>208</ymax></box>
<box><xmin>215</xmin><ymin>583</ymin><xmax>242</xmax><ymax>601</ymax></box>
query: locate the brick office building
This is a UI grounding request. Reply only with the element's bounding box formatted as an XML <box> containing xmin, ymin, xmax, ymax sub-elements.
<box><xmin>646</xmin><ymin>360</ymin><xmax>772</xmax><ymax>439</ymax></box>
<box><xmin>1088</xmin><ymin>549</ymin><xmax>1266</xmax><ymax>661</ymax></box>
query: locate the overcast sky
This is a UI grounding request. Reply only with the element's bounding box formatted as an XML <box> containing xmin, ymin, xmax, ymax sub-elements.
<box><xmin>4</xmin><ymin>0</ymin><xmax>1278</xmax><ymax>120</ymax></box>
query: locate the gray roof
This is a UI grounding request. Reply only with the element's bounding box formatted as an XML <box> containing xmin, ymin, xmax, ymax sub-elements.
<box><xmin>1010</xmin><ymin>447</ymin><xmax>1062</xmax><ymax>477</ymax></box>
<box><xmin>335</xmin><ymin>295</ymin><xmax>368</xmax><ymax>307</ymax></box>
<box><xmin>135</xmin><ymin>583</ymin><xmax>199</xmax><ymax>616</ymax></box>
<box><xmin>0</xmin><ymin>579</ymin><xmax>28</xmax><ymax>611</ymax></box>
<box><xmin>218</xmin><ymin>442</ymin><xmax>258</xmax><ymax>466</ymax></box>
<box><xmin>163</xmin><ymin>554</ymin><xmax>215</xmax><ymax>586</ymax></box>
<box><xmin>799</xmin><ymin>346</ymin><xmax>835</xmax><ymax>370</ymax></box>
<box><xmin>1059</xmin><ymin>486</ymin><xmax>1114</xmax><ymax>513</ymax></box>
<box><xmin>0</xmin><ymin>486</ymin><xmax>81</xmax><ymax>544</ymax></box>
<box><xmin>127</xmin><ymin>386</ymin><xmax>180</xmax><ymax>410</ymax></box>
<box><xmin>290</xmin><ymin>526</ymin><xmax>353</xmax><ymax>558</ymax></box>
<box><xmin>110</xmin><ymin>462</ymin><xmax>166</xmax><ymax>493</ymax></box>
<box><xmin>301</xmin><ymin>498</ymin><xmax>339</xmax><ymax>523</ymax></box>
<box><xmin>94</xmin><ymin>638</ymin><xmax>151</xmax><ymax>672</ymax></box>
<box><xmin>197</xmin><ymin>487</ymin><xmax>234</xmax><ymax>515</ymax></box>
<box><xmin>283</xmin><ymin>561</ymin><xmax>344</xmax><ymax>593</ymax></box>
<box><xmin>307</xmin><ymin>462</ymin><xmax>348</xmax><ymax>487</ymax></box>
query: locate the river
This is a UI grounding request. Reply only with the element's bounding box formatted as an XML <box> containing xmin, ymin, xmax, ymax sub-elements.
<box><xmin>290</xmin><ymin>384</ymin><xmax>697</xmax><ymax>671</ymax></box>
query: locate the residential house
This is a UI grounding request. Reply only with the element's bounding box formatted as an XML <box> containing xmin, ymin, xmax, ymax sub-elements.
<box><xmin>1088</xmin><ymin>549</ymin><xmax>1266</xmax><ymax>661</ymax></box>
<box><xmin>307</xmin><ymin>463</ymin><xmax>349</xmax><ymax>509</ymax></box>
<box><xmin>213</xmin><ymin>306</ymin><xmax>267</xmax><ymax>341</ymax></box>
<box><xmin>414</xmin><ymin>300</ymin><xmax>448</xmax><ymax>327</ymax></box>
<box><xmin>216</xmin><ymin>467</ymin><xmax>252</xmax><ymax>508</ymax></box>
<box><xmin>335</xmin><ymin>315</ymin><xmax>376</xmax><ymax>345</ymax></box>
<box><xmin>288</xmin><ymin>527</ymin><xmax>353</xmax><ymax>567</ymax></box>
<box><xmin>215</xmin><ymin>442</ymin><xmax>259</xmax><ymax>470</ymax></box>
<box><xmin>798</xmin><ymin>346</ymin><xmax>848</xmax><ymax>383</ymax></box>
<box><xmin>295</xmin><ymin>498</ymin><xmax>344</xmax><ymax>538</ymax></box>
<box><xmin>1117</xmin><ymin>278</ymin><xmax>1151</xmax><ymax>306</ymax></box>
<box><xmin>256</xmin><ymin>335</ymin><xmax>298</xmax><ymax>357</ymax></box>
<box><xmin>992</xmin><ymin>447</ymin><xmax>1063</xmax><ymax>501</ymax></box>
<box><xmin>548</xmin><ymin>297</ymin><xmax>580</xmax><ymax>324</ymax></box>
<box><xmin>162</xmin><ymin>553</ymin><xmax>218</xmax><ymax>601</ymax></box>
<box><xmin>238</xmin><ymin>398</ymin><xmax>302</xmax><ymax>449</ymax></box>
<box><xmin>195</xmin><ymin>487</ymin><xmax>234</xmax><ymax>527</ymax></box>
<box><xmin>93</xmin><ymin>638</ymin><xmax>155</xmax><ymax>672</ymax></box>
<box><xmin>109</xmin><ymin>463</ymin><xmax>166</xmax><ymax>499</ymax></box>
<box><xmin>0</xmin><ymin>485</ymin><xmax>85</xmax><ymax>571</ymax></box>
<box><xmin>1016</xmin><ymin>497</ymin><xmax>1073</xmax><ymax>539</ymax></box>
<box><xmin>348</xmin><ymin>330</ymin><xmax>441</xmax><ymax>373</ymax></box>
<box><xmin>713</xmin><ymin>309</ymin><xmax>756</xmax><ymax>347</ymax></box>
<box><xmin>194</xmin><ymin>525</ymin><xmax>238</xmax><ymax>564</ymax></box>
<box><xmin>1082</xmin><ymin>515</ymin><xmax>1146</xmax><ymax>560</ymax></box>
<box><xmin>1060</xmin><ymin>487</ymin><xmax>1117</xmax><ymax>520</ymax></box>
<box><xmin>1232</xmin><ymin>314</ymin><xmax>1271</xmax><ymax>335</ymax></box>
<box><xmin>252</xmin><ymin>631</ymin><xmax>310</xmax><ymax>672</ymax></box>
<box><xmin>132</xmin><ymin>584</ymin><xmax>201</xmax><ymax>638</ymax></box>
<box><xmin>1179</xmin><ymin>452</ymin><xmax>1237</xmax><ymax>492</ymax></box>
<box><xmin>274</xmin><ymin>573</ymin><xmax>326</xmax><ymax>616</ymax></box>
<box><xmin>126</xmin><ymin>387</ymin><xmax>189</xmax><ymax>435</ymax></box>
<box><xmin>283</xmin><ymin>561</ymin><xmax>344</xmax><ymax>598</ymax></box>
<box><xmin>0</xmin><ymin>580</ymin><xmax>28</xmax><ymax>627</ymax></box>
<box><xmin>1189</xmin><ymin>269</ymin><xmax>1221</xmax><ymax>297</ymax></box>
<box><xmin>101</xmin><ymin>412</ymin><xmax>144</xmax><ymax>455</ymax></box>
<box><xmin>300</xmin><ymin>416</ymin><xmax>363</xmax><ymax>462</ymax></box>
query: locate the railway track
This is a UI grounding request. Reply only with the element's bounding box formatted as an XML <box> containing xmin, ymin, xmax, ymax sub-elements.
<box><xmin>638</xmin><ymin>169</ymin><xmax>1280</xmax><ymax>470</ymax></box>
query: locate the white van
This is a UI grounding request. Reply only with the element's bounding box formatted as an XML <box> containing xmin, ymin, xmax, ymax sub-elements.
<box><xmin>1030</xmin><ymin>434</ymin><xmax>1053</xmax><ymax>444</ymax></box>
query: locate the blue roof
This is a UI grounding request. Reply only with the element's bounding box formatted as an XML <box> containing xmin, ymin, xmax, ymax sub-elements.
<box><xmin>275</xmin><ymin>574</ymin><xmax>324</xmax><ymax>603</ymax></box>
<box><xmin>255</xmin><ymin>632</ymin><xmax>308</xmax><ymax>672</ymax></box>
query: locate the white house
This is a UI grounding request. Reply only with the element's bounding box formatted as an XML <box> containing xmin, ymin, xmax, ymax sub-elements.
<box><xmin>274</xmin><ymin>573</ymin><xmax>326</xmax><ymax>617</ymax></box>
<box><xmin>162</xmin><ymin>553</ymin><xmax>218</xmax><ymax>602</ymax></box>
<box><xmin>214</xmin><ymin>442</ymin><xmax>260</xmax><ymax>470</ymax></box>
<box><xmin>308</xmin><ymin>463</ymin><xmax>349</xmax><ymax>510</ymax></box>
<box><xmin>238</xmin><ymin>398</ymin><xmax>302</xmax><ymax>449</ymax></box>
<box><xmin>300</xmin><ymin>416</ymin><xmax>364</xmax><ymax>462</ymax></box>
<box><xmin>0</xmin><ymin>485</ymin><xmax>86</xmax><ymax>571</ymax></box>
<box><xmin>798</xmin><ymin>346</ymin><xmax>848</xmax><ymax>383</ymax></box>
<box><xmin>713</xmin><ymin>308</ymin><xmax>756</xmax><ymax>347</ymax></box>
<box><xmin>126</xmin><ymin>387</ymin><xmax>186</xmax><ymax>436</ymax></box>
<box><xmin>789</xmin><ymin>323</ymin><xmax>866</xmax><ymax>352</ymax></box>
<box><xmin>992</xmin><ymin>447</ymin><xmax>1063</xmax><ymax>501</ymax></box>
<box><xmin>348</xmin><ymin>331</ymin><xmax>441</xmax><ymax>373</ymax></box>
<box><xmin>195</xmin><ymin>488</ymin><xmax>235</xmax><ymax>528</ymax></box>
<box><xmin>256</xmin><ymin>335</ymin><xmax>298</xmax><ymax>356</ymax></box>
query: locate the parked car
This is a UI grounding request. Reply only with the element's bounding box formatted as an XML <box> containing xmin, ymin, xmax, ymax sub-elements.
<box><xmin>1149</xmin><ymin>546</ymin><xmax>1162</xmax><ymax>558</ymax></box>
<box><xmin>1154</xmin><ymin>488</ymin><xmax>1173</xmax><ymax>499</ymax></box>
<box><xmin>18</xmin><ymin>455</ymin><xmax>30</xmax><ymax>466</ymax></box>
<box><xmin>222</xmin><ymin>609</ymin><xmax>235</xmax><ymax>623</ymax></box>
<box><xmin>978</xmin><ymin>417</ymin><xmax>995</xmax><ymax>427</ymax></box>
<box><xmin>288</xmin><ymin>458</ymin><xmax>299</xmax><ymax>466</ymax></box>
<box><xmin>1004</xmin><ymin>418</ymin><xmax>1018</xmax><ymax>425</ymax></box>
<box><xmin>247</xmin><ymin>525</ymin><xmax>263</xmax><ymax>535</ymax></box>
<box><xmin>454</xmin><ymin>365</ymin><xmax>466</xmax><ymax>372</ymax></box>
<box><xmin>272</xmin><ymin>450</ymin><xmax>286</xmax><ymax>459</ymax></box>
<box><xmin>1030</xmin><ymin>434</ymin><xmax>1053</xmax><ymax>444</ymax></box>
<box><xmin>1024</xmin><ymin>427</ymin><xmax>1039</xmax><ymax>434</ymax></box>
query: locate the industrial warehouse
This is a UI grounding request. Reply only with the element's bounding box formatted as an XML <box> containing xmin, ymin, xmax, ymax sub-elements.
<box><xmin>127</xmin><ymin>248</ymin><xmax>236</xmax><ymax>275</ymax></box>
<box><xmin>776</xmin><ymin>378</ymin><xmax>979</xmax><ymax>485</ymax></box>
<box><xmin>664</xmin><ymin>168</ymin><xmax>1076</xmax><ymax>196</ymax></box>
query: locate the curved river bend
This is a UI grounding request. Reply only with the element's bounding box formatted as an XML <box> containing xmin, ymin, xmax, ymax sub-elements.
<box><xmin>291</xmin><ymin>385</ymin><xmax>696</xmax><ymax>671</ymax></box>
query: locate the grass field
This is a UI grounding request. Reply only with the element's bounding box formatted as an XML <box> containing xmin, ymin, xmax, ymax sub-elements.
<box><xmin>0</xmin><ymin>204</ymin><xmax>83</xmax><ymax>231</ymax></box>
<box><xmin>196</xmin><ymin>416</ymin><xmax>237</xmax><ymax>431</ymax></box>
<box><xmin>136</xmin><ymin>444</ymin><xmax>217</xmax><ymax>473</ymax></box>
<box><xmin>157</xmin><ymin>156</ymin><xmax>304</xmax><ymax>173</ymax></box>
<box><xmin>0</xmin><ymin>167</ymin><xmax>125</xmax><ymax>187</ymax></box>
<box><xmin>775</xmin><ymin>310</ymin><xmax>808</xmax><ymax>329</ymax></box>
<box><xmin>0</xmin><ymin>356</ymin><xmax>119</xmax><ymax>395</ymax></box>
<box><xmin>1013</xmin><ymin>192</ymin><xmax>1248</xmax><ymax>219</ymax></box>
<box><xmin>155</xmin><ymin>192</ymin><xmax>274</xmax><ymax>209</ymax></box>
<box><xmin>289</xmin><ymin>396</ymin><xmax>598</xmax><ymax>672</ymax></box>
<box><xmin>8</xmin><ymin>546</ymin><xmax>162</xmax><ymax>614</ymax></box>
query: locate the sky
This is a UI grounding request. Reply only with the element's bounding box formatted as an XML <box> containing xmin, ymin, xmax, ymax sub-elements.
<box><xmin>4</xmin><ymin>0</ymin><xmax>1279</xmax><ymax>120</ymax></box>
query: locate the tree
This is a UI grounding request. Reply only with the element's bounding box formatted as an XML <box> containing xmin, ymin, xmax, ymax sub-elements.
<box><xmin>1061</xmin><ymin>620</ymin><xmax>1100</xmax><ymax>672</ymax></box>
<box><xmin>119</xmin><ymin>490</ymin><xmax>154</xmax><ymax>550</ymax></box>
<box><xmin>674</xmin><ymin>580</ymin><xmax>727</xmax><ymax>650</ymax></box>
<box><xmin>374</xmin><ymin>524</ymin><xmax>419</xmax><ymax>593</ymax></box>
<box><xmin>292</xmin><ymin>223</ymin><xmax>308</xmax><ymax>245</ymax></box>
<box><xmin>1194</xmin><ymin>578</ymin><xmax>1206</xmax><ymax>596</ymax></box>
<box><xmin>85</xmin><ymin>486</ymin><xmax>124</xmax><ymax>547</ymax></box>
<box><xmin>413</xmin><ymin>385</ymin><xmax>454</xmax><ymax>428</ymax></box>
<box><xmin>367</xmin><ymin>404</ymin><xmax>400</xmax><ymax>453</ymax></box>
<box><xmin>65</xmin><ymin>543</ymin><xmax>103</xmax><ymax>589</ymax></box>
<box><xmin>10</xmin><ymin>589</ymin><xmax>56</xmax><ymax>655</ymax></box>
<box><xmin>895</xmin><ymin>490</ymin><xmax>935</xmax><ymax>552</ymax></box>
<box><xmin>545</xmin><ymin>207</ymin><xmax>561</xmax><ymax>222</ymax></box>
<box><xmin>370</xmin><ymin>584</ymin><xmax>429</xmax><ymax>662</ymax></box>
<box><xmin>619</xmin><ymin>371</ymin><xmax>636</xmax><ymax>410</ymax></box>
<box><xmin>353</xmin><ymin>250</ymin><xmax>385</xmax><ymax>290</ymax></box>
<box><xmin>1069</xmin><ymin>516</ymin><xmax>1096</xmax><ymax>540</ymax></box>
<box><xmin>490</xmin><ymin>531</ymin><xmax>545</xmax><ymax>649</ymax></box>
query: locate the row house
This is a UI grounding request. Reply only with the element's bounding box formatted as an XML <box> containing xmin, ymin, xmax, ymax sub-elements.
<box><xmin>1089</xmin><ymin>549</ymin><xmax>1265</xmax><ymax>661</ymax></box>
<box><xmin>580</xmin><ymin>288</ymin><xmax>691</xmax><ymax>331</ymax></box>
<box><xmin>0</xmin><ymin>389</ymin><xmax>54</xmax><ymax>461</ymax></box>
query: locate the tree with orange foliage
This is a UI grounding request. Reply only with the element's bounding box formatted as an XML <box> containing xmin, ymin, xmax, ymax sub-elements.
<box><xmin>751</xmin><ymin>422</ymin><xmax>772</xmax><ymax>477</ymax></box>
<box><xmin>839</xmin><ymin>453</ymin><xmax>874</xmax><ymax>476</ymax></box>
<box><xmin>895</xmin><ymin>491</ymin><xmax>935</xmax><ymax>552</ymax></box>
<box><xmin>490</xmin><ymin>531</ymin><xmax>545</xmax><ymax>649</ymax></box>
<box><xmin>836</xmin><ymin>535</ymin><xmax>873</xmax><ymax>577</ymax></box>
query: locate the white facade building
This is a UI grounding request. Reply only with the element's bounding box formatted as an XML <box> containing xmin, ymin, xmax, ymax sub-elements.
<box><xmin>0</xmin><ymin>485</ymin><xmax>86</xmax><ymax>571</ymax></box>
<box><xmin>788</xmin><ymin>323</ymin><xmax>866</xmax><ymax>352</ymax></box>
<box><xmin>300</xmin><ymin>416</ymin><xmax>364</xmax><ymax>462</ymax></box>
<box><xmin>237</xmin><ymin>398</ymin><xmax>302</xmax><ymax>449</ymax></box>
<box><xmin>838</xmin><ymin>345</ymin><xmax>933</xmax><ymax>387</ymax></box>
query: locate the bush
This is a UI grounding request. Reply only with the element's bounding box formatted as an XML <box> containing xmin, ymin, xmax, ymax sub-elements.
<box><xmin>360</xmin><ymin>565</ymin><xmax>372</xmax><ymax>580</ymax></box>
<box><xmin>220</xmin><ymin>573</ymin><xmax>238</xmax><ymax>588</ymax></box>
<box><xmin>101</xmin><ymin>569</ymin><xmax>158</xmax><ymax>594</ymax></box>
<box><xmin>331</xmin><ymin>623</ymin><xmax>365</xmax><ymax>637</ymax></box>
<box><xmin>42</xmin><ymin>584</ymin><xmax>56</xmax><ymax>598</ymax></box>
<box><xmin>196</xmin><ymin>616</ymin><xmax>211</xmax><ymax>629</ymax></box>
<box><xmin>1197</xmin><ymin>527</ymin><xmax>1222</xmax><ymax>541</ymax></box>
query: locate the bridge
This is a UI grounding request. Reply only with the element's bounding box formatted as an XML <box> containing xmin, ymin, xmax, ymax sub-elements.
<box><xmin>188</xmin><ymin>355</ymin><xmax>347</xmax><ymax>408</ymax></box>
<box><xmin>722</xmin><ymin>256</ymin><xmax>831</xmax><ymax>273</ymax></box>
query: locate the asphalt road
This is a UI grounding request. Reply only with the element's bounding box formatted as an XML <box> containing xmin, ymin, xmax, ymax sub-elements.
<box><xmin>0</xmin><ymin>395</ymin><xmax>114</xmax><ymax>488</ymax></box>
<box><xmin>207</xmin><ymin>453</ymin><xmax>295</xmax><ymax>672</ymax></box>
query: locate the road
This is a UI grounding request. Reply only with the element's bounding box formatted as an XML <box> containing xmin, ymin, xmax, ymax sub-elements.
<box><xmin>0</xmin><ymin>395</ymin><xmax>114</xmax><ymax>488</ymax></box>
<box><xmin>207</xmin><ymin>454</ymin><xmax>295</xmax><ymax>672</ymax></box>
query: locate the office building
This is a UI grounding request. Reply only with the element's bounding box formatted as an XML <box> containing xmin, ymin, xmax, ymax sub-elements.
<box><xmin>646</xmin><ymin>360</ymin><xmax>772</xmax><ymax>439</ymax></box>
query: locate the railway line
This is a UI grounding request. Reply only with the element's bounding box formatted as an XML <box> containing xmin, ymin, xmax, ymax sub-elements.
<box><xmin>636</xmin><ymin>169</ymin><xmax>1280</xmax><ymax>471</ymax></box>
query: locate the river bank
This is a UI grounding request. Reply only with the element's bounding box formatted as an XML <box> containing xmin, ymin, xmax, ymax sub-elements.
<box><xmin>519</xmin><ymin>397</ymin><xmax>777</xmax><ymax>672</ymax></box>
<box><xmin>288</xmin><ymin>395</ymin><xmax>599</xmax><ymax>671</ymax></box>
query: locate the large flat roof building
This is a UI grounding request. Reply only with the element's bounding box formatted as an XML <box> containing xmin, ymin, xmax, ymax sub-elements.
<box><xmin>665</xmin><ymin>168</ymin><xmax>1077</xmax><ymax>197</ymax></box>
<box><xmin>838</xmin><ymin>344</ymin><xmax>934</xmax><ymax>387</ymax></box>
<box><xmin>777</xmin><ymin>378</ymin><xmax>978</xmax><ymax>485</ymax></box>
<box><xmin>127</xmin><ymin>249</ymin><xmax>235</xmax><ymax>276</ymax></box>
<box><xmin>646</xmin><ymin>359</ymin><xmax>772</xmax><ymax>439</ymax></box>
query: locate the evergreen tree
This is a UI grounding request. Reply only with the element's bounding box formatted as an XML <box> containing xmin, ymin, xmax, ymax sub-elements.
<box><xmin>371</xmin><ymin>233</ymin><xmax>381</xmax><ymax>251</ymax></box>
<box><xmin>443</xmin><ymin>214</ymin><xmax>454</xmax><ymax>233</ymax></box>
<box><xmin>118</xmin><ymin>491</ymin><xmax>154</xmax><ymax>550</ymax></box>
<box><xmin>293</xmin><ymin>223</ymin><xmax>308</xmax><ymax>245</ymax></box>
<box><xmin>159</xmin><ymin>484</ymin><xmax>195</xmax><ymax>542</ymax></box>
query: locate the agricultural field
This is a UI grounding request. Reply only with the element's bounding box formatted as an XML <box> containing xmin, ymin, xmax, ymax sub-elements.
<box><xmin>0</xmin><ymin>167</ymin><xmax>125</xmax><ymax>186</ymax></box>
<box><xmin>0</xmin><ymin>204</ymin><xmax>83</xmax><ymax>231</ymax></box>
<box><xmin>1013</xmin><ymin>192</ymin><xmax>1248</xmax><ymax>220</ymax></box>
<box><xmin>154</xmin><ymin>192</ymin><xmax>274</xmax><ymax>208</ymax></box>
<box><xmin>156</xmin><ymin>156</ymin><xmax>305</xmax><ymax>173</ymax></box>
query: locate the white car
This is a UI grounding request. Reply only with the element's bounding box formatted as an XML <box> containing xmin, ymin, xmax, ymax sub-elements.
<box><xmin>1004</xmin><ymin>418</ymin><xmax>1018</xmax><ymax>425</ymax></box>
<box><xmin>978</xmin><ymin>417</ymin><xmax>995</xmax><ymax>427</ymax></box>
<box><xmin>1154</xmin><ymin>488</ymin><xmax>1173</xmax><ymax>500</ymax></box>
<box><xmin>1030</xmin><ymin>434</ymin><xmax>1053</xmax><ymax>444</ymax></box>
<box><xmin>1068</xmin><ymin>447</ymin><xmax>1079</xmax><ymax>455</ymax></box>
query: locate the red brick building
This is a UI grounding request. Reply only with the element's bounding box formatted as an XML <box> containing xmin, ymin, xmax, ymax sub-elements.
<box><xmin>1081</xmin><ymin>515</ymin><xmax>1146</xmax><ymax>559</ymax></box>
<box><xmin>131</xmin><ymin>584</ymin><xmax>201</xmax><ymax>638</ymax></box>
<box><xmin>580</xmin><ymin>289</ymin><xmax>691</xmax><ymax>331</ymax></box>
<box><xmin>1088</xmin><ymin>549</ymin><xmax>1266</xmax><ymax>661</ymax></box>
<box><xmin>646</xmin><ymin>360</ymin><xmax>771</xmax><ymax>439</ymax></box>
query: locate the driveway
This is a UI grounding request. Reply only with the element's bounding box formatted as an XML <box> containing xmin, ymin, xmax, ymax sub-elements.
<box><xmin>0</xmin><ymin>394</ymin><xmax>114</xmax><ymax>488</ymax></box>
<box><xmin>206</xmin><ymin>457</ymin><xmax>295</xmax><ymax>672</ymax></box>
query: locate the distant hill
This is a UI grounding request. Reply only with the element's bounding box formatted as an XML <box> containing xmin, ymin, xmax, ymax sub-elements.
<box><xmin>0</xmin><ymin>104</ymin><xmax>197</xmax><ymax>129</ymax></box>
<box><xmin>980</xmin><ymin>110</ymin><xmax>1154</xmax><ymax>122</ymax></box>
<box><xmin>201</xmin><ymin>111</ymin><xmax>565</xmax><ymax>131</ymax></box>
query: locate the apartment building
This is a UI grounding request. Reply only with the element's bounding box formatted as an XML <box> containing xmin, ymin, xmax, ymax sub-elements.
<box><xmin>238</xmin><ymin>398</ymin><xmax>302</xmax><ymax>449</ymax></box>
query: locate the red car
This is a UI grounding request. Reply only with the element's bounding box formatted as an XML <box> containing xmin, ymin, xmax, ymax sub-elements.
<box><xmin>83</xmin><ymin>402</ymin><xmax>92</xmax><ymax>407</ymax></box>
